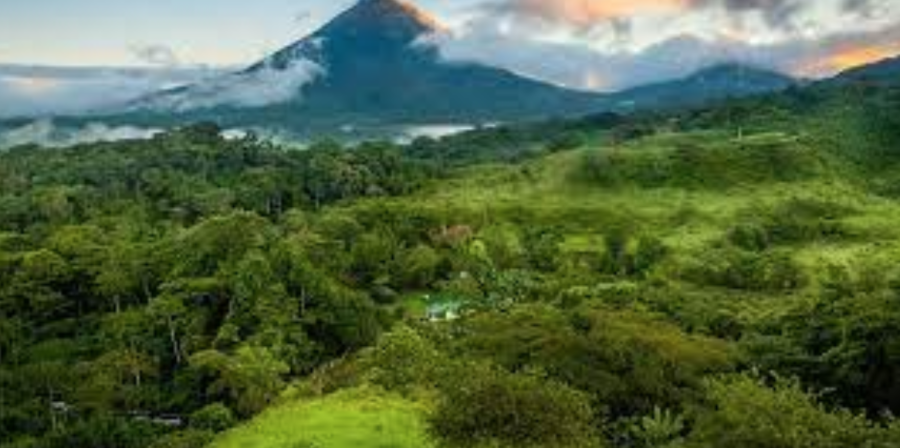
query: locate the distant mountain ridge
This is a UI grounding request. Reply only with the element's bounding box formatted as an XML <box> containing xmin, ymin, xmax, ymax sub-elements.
<box><xmin>609</xmin><ymin>64</ymin><xmax>797</xmax><ymax>111</ymax></box>
<box><xmin>828</xmin><ymin>56</ymin><xmax>900</xmax><ymax>86</ymax></box>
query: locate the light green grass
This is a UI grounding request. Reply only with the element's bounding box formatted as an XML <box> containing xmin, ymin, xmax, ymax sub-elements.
<box><xmin>209</xmin><ymin>387</ymin><xmax>434</xmax><ymax>448</ymax></box>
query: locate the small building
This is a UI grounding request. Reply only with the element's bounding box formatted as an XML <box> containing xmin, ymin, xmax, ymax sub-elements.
<box><xmin>423</xmin><ymin>294</ymin><xmax>464</xmax><ymax>322</ymax></box>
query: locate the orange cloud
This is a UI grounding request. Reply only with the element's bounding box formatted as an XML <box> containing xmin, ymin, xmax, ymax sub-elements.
<box><xmin>800</xmin><ymin>43</ymin><xmax>899</xmax><ymax>76</ymax></box>
<box><xmin>827</xmin><ymin>45</ymin><xmax>897</xmax><ymax>71</ymax></box>
<box><xmin>514</xmin><ymin>0</ymin><xmax>690</xmax><ymax>27</ymax></box>
<box><xmin>6</xmin><ymin>76</ymin><xmax>61</xmax><ymax>94</ymax></box>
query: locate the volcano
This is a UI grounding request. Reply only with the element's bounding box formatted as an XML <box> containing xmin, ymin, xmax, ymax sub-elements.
<box><xmin>105</xmin><ymin>0</ymin><xmax>800</xmax><ymax>137</ymax></box>
<box><xmin>128</xmin><ymin>0</ymin><xmax>604</xmax><ymax>133</ymax></box>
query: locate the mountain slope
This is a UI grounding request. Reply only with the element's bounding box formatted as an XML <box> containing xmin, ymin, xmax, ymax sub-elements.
<box><xmin>119</xmin><ymin>1</ymin><xmax>798</xmax><ymax>135</ymax></box>
<box><xmin>27</xmin><ymin>0</ymin><xmax>804</xmax><ymax>139</ymax></box>
<box><xmin>828</xmin><ymin>55</ymin><xmax>900</xmax><ymax>86</ymax></box>
<box><xmin>127</xmin><ymin>0</ymin><xmax>604</xmax><ymax>132</ymax></box>
<box><xmin>609</xmin><ymin>64</ymin><xmax>796</xmax><ymax>111</ymax></box>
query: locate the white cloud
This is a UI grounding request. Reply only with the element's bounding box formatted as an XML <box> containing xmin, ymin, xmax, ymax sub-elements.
<box><xmin>130</xmin><ymin>44</ymin><xmax>182</xmax><ymax>67</ymax></box>
<box><xmin>138</xmin><ymin>59</ymin><xmax>325</xmax><ymax>112</ymax></box>
<box><xmin>0</xmin><ymin>65</ymin><xmax>222</xmax><ymax>118</ymax></box>
<box><xmin>0</xmin><ymin>119</ymin><xmax>161</xmax><ymax>148</ymax></box>
<box><xmin>425</xmin><ymin>17</ymin><xmax>900</xmax><ymax>91</ymax></box>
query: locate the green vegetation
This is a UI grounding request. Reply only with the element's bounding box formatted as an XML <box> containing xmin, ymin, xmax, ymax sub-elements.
<box><xmin>2</xmin><ymin>81</ymin><xmax>900</xmax><ymax>448</ymax></box>
<box><xmin>209</xmin><ymin>388</ymin><xmax>432</xmax><ymax>448</ymax></box>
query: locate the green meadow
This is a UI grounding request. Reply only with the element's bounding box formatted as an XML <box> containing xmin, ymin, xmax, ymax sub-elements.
<box><xmin>210</xmin><ymin>388</ymin><xmax>432</xmax><ymax>448</ymax></box>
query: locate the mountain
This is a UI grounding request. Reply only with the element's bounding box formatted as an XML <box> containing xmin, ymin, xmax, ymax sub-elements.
<box><xmin>126</xmin><ymin>0</ymin><xmax>604</xmax><ymax>133</ymax></box>
<box><xmin>828</xmin><ymin>55</ymin><xmax>900</xmax><ymax>86</ymax></box>
<box><xmin>119</xmin><ymin>0</ymin><xmax>799</xmax><ymax>136</ymax></box>
<box><xmin>7</xmin><ymin>0</ymin><xmax>801</xmax><ymax>140</ymax></box>
<box><xmin>608</xmin><ymin>64</ymin><xmax>797</xmax><ymax>111</ymax></box>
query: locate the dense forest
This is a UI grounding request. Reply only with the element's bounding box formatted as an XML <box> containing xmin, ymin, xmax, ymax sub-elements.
<box><xmin>2</xmin><ymin>80</ymin><xmax>900</xmax><ymax>448</ymax></box>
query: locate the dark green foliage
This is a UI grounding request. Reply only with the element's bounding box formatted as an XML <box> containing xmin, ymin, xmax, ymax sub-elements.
<box><xmin>687</xmin><ymin>376</ymin><xmax>897</xmax><ymax>448</ymax></box>
<box><xmin>430</xmin><ymin>366</ymin><xmax>600</xmax><ymax>448</ymax></box>
<box><xmin>682</xmin><ymin>248</ymin><xmax>806</xmax><ymax>291</ymax></box>
<box><xmin>730</xmin><ymin>198</ymin><xmax>852</xmax><ymax>249</ymax></box>
<box><xmin>147</xmin><ymin>429</ymin><xmax>215</xmax><ymax>448</ymax></box>
<box><xmin>361</xmin><ymin>324</ymin><xmax>447</xmax><ymax>394</ymax></box>
<box><xmin>599</xmin><ymin>229</ymin><xmax>668</xmax><ymax>278</ymax></box>
<box><xmin>0</xmin><ymin>129</ymin><xmax>415</xmax><ymax>445</ymax></box>
<box><xmin>582</xmin><ymin>134</ymin><xmax>828</xmax><ymax>190</ymax></box>
<box><xmin>742</xmin><ymin>265</ymin><xmax>900</xmax><ymax>414</ymax></box>
<box><xmin>452</xmin><ymin>305</ymin><xmax>734</xmax><ymax>417</ymax></box>
<box><xmin>522</xmin><ymin>227</ymin><xmax>564</xmax><ymax>272</ymax></box>
<box><xmin>189</xmin><ymin>403</ymin><xmax>235</xmax><ymax>432</ymax></box>
<box><xmin>38</xmin><ymin>416</ymin><xmax>163</xmax><ymax>448</ymax></box>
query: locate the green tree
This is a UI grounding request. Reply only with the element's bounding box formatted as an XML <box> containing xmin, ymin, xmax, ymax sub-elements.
<box><xmin>363</xmin><ymin>325</ymin><xmax>446</xmax><ymax>394</ymax></box>
<box><xmin>687</xmin><ymin>376</ymin><xmax>894</xmax><ymax>448</ymax></box>
<box><xmin>190</xmin><ymin>345</ymin><xmax>289</xmax><ymax>416</ymax></box>
<box><xmin>430</xmin><ymin>365</ymin><xmax>601</xmax><ymax>448</ymax></box>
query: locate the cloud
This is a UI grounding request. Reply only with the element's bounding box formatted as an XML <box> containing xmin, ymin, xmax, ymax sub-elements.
<box><xmin>130</xmin><ymin>44</ymin><xmax>181</xmax><ymax>67</ymax></box>
<box><xmin>426</xmin><ymin>17</ymin><xmax>900</xmax><ymax>91</ymax></box>
<box><xmin>842</xmin><ymin>0</ymin><xmax>880</xmax><ymax>16</ymax></box>
<box><xmin>481</xmin><ymin>0</ymin><xmax>813</xmax><ymax>31</ymax></box>
<box><xmin>704</xmin><ymin>0</ymin><xmax>804</xmax><ymax>29</ymax></box>
<box><xmin>0</xmin><ymin>57</ymin><xmax>324</xmax><ymax>118</ymax></box>
<box><xmin>139</xmin><ymin>59</ymin><xmax>325</xmax><ymax>112</ymax></box>
<box><xmin>488</xmin><ymin>0</ymin><xmax>689</xmax><ymax>30</ymax></box>
<box><xmin>0</xmin><ymin>65</ymin><xmax>222</xmax><ymax>118</ymax></box>
<box><xmin>791</xmin><ymin>28</ymin><xmax>900</xmax><ymax>75</ymax></box>
<box><xmin>295</xmin><ymin>10</ymin><xmax>313</xmax><ymax>25</ymax></box>
<box><xmin>0</xmin><ymin>119</ymin><xmax>160</xmax><ymax>148</ymax></box>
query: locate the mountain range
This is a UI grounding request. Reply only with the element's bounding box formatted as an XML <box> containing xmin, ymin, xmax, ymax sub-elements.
<box><xmin>94</xmin><ymin>0</ymin><xmax>796</xmax><ymax>137</ymax></box>
<box><xmin>6</xmin><ymin>0</ymin><xmax>898</xmax><ymax>140</ymax></box>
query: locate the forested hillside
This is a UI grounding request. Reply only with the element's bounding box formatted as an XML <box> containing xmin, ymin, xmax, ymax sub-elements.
<box><xmin>2</xmin><ymin>80</ymin><xmax>900</xmax><ymax>448</ymax></box>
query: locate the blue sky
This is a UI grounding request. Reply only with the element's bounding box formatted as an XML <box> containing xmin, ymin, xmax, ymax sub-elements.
<box><xmin>0</xmin><ymin>0</ymin><xmax>482</xmax><ymax>66</ymax></box>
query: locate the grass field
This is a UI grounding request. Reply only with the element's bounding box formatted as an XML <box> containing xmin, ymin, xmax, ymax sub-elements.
<box><xmin>209</xmin><ymin>388</ymin><xmax>434</xmax><ymax>448</ymax></box>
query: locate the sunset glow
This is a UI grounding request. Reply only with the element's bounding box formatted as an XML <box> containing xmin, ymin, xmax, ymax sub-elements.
<box><xmin>6</xmin><ymin>76</ymin><xmax>60</xmax><ymax>94</ymax></box>
<box><xmin>515</xmin><ymin>0</ymin><xmax>688</xmax><ymax>27</ymax></box>
<box><xmin>827</xmin><ymin>45</ymin><xmax>898</xmax><ymax>71</ymax></box>
<box><xmin>798</xmin><ymin>43</ymin><xmax>900</xmax><ymax>76</ymax></box>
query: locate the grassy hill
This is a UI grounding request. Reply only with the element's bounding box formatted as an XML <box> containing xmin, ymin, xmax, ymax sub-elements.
<box><xmin>209</xmin><ymin>388</ymin><xmax>432</xmax><ymax>448</ymax></box>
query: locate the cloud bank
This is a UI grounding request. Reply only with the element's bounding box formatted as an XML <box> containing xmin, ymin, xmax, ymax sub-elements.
<box><xmin>0</xmin><ymin>119</ymin><xmax>161</xmax><ymax>148</ymax></box>
<box><xmin>0</xmin><ymin>65</ymin><xmax>222</xmax><ymax>118</ymax></box>
<box><xmin>426</xmin><ymin>0</ymin><xmax>900</xmax><ymax>91</ymax></box>
<box><xmin>0</xmin><ymin>57</ymin><xmax>325</xmax><ymax>117</ymax></box>
<box><xmin>138</xmin><ymin>59</ymin><xmax>325</xmax><ymax>112</ymax></box>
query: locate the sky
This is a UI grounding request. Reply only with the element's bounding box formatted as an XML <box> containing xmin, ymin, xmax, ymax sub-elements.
<box><xmin>1</xmin><ymin>0</ymin><xmax>899</xmax><ymax>117</ymax></box>
<box><xmin>0</xmin><ymin>0</ymin><xmax>482</xmax><ymax>66</ymax></box>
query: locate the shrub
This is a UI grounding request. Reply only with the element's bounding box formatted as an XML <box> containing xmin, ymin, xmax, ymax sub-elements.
<box><xmin>430</xmin><ymin>366</ymin><xmax>601</xmax><ymax>448</ymax></box>
<box><xmin>396</xmin><ymin>244</ymin><xmax>442</xmax><ymax>289</ymax></box>
<box><xmin>362</xmin><ymin>325</ymin><xmax>447</xmax><ymax>394</ymax></box>
<box><xmin>683</xmin><ymin>248</ymin><xmax>806</xmax><ymax>291</ymax></box>
<box><xmin>729</xmin><ymin>198</ymin><xmax>852</xmax><ymax>250</ymax></box>
<box><xmin>147</xmin><ymin>430</ymin><xmax>215</xmax><ymax>448</ymax></box>
<box><xmin>189</xmin><ymin>403</ymin><xmax>235</xmax><ymax>432</ymax></box>
<box><xmin>687</xmin><ymin>375</ymin><xmax>894</xmax><ymax>448</ymax></box>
